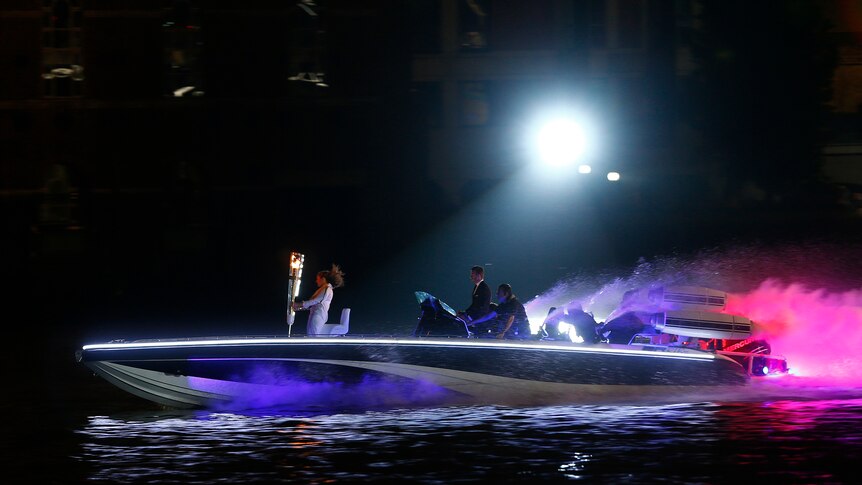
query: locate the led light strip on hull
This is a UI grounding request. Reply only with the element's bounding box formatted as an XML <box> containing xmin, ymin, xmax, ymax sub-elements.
<box><xmin>82</xmin><ymin>337</ymin><xmax>715</xmax><ymax>362</ymax></box>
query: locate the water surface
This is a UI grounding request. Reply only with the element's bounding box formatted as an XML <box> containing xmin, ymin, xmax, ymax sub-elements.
<box><xmin>73</xmin><ymin>398</ymin><xmax>862</xmax><ymax>483</ymax></box>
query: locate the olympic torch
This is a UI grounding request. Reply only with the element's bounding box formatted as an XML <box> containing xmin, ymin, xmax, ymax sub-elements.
<box><xmin>286</xmin><ymin>251</ymin><xmax>305</xmax><ymax>336</ymax></box>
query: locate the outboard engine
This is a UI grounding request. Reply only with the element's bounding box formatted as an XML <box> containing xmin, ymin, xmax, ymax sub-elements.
<box><xmin>651</xmin><ymin>310</ymin><xmax>752</xmax><ymax>340</ymax></box>
<box><xmin>647</xmin><ymin>286</ymin><xmax>727</xmax><ymax>311</ymax></box>
<box><xmin>606</xmin><ymin>286</ymin><xmax>728</xmax><ymax>322</ymax></box>
<box><xmin>605</xmin><ymin>286</ymin><xmax>790</xmax><ymax>377</ymax></box>
<box><xmin>627</xmin><ymin>286</ymin><xmax>727</xmax><ymax>311</ymax></box>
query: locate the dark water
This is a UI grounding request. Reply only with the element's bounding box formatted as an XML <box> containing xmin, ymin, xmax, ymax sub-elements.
<box><xmin>43</xmin><ymin>396</ymin><xmax>862</xmax><ymax>483</ymax></box>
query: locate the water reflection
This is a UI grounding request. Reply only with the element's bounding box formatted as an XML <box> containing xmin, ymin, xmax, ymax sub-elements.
<box><xmin>558</xmin><ymin>452</ymin><xmax>591</xmax><ymax>480</ymax></box>
<box><xmin>77</xmin><ymin>400</ymin><xmax>862</xmax><ymax>483</ymax></box>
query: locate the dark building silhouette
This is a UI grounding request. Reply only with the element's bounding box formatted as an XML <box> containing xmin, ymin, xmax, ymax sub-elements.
<box><xmin>0</xmin><ymin>0</ymin><xmax>413</xmax><ymax>242</ymax></box>
<box><xmin>3</xmin><ymin>1</ymin><xmax>859</xmax><ymax>214</ymax></box>
<box><xmin>1</xmin><ymin>0</ymin><xmax>860</xmax><ymax>329</ymax></box>
<box><xmin>822</xmin><ymin>0</ymin><xmax>862</xmax><ymax>193</ymax></box>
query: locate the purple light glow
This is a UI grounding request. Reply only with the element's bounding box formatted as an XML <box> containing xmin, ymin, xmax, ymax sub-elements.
<box><xmin>187</xmin><ymin>364</ymin><xmax>456</xmax><ymax>411</ymax></box>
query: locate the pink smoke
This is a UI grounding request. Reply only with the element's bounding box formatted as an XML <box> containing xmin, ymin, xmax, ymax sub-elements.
<box><xmin>726</xmin><ymin>279</ymin><xmax>862</xmax><ymax>381</ymax></box>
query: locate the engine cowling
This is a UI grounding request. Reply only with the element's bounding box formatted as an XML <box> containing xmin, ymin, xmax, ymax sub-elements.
<box><xmin>651</xmin><ymin>310</ymin><xmax>752</xmax><ymax>340</ymax></box>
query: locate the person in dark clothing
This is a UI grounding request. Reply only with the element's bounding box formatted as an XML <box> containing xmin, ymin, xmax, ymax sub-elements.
<box><xmin>565</xmin><ymin>303</ymin><xmax>599</xmax><ymax>344</ymax></box>
<box><xmin>599</xmin><ymin>311</ymin><xmax>649</xmax><ymax>345</ymax></box>
<box><xmin>469</xmin><ymin>284</ymin><xmax>531</xmax><ymax>339</ymax></box>
<box><xmin>459</xmin><ymin>265</ymin><xmax>491</xmax><ymax>322</ymax></box>
<box><xmin>541</xmin><ymin>307</ymin><xmax>561</xmax><ymax>339</ymax></box>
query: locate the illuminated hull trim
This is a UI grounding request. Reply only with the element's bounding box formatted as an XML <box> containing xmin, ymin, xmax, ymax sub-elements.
<box><xmin>79</xmin><ymin>337</ymin><xmax>749</xmax><ymax>409</ymax></box>
<box><xmin>82</xmin><ymin>337</ymin><xmax>715</xmax><ymax>361</ymax></box>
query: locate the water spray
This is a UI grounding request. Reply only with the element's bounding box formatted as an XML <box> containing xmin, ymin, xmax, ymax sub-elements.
<box><xmin>525</xmin><ymin>243</ymin><xmax>862</xmax><ymax>385</ymax></box>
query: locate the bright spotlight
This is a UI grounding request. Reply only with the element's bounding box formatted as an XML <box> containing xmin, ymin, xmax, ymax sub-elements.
<box><xmin>536</xmin><ymin>118</ymin><xmax>588</xmax><ymax>168</ymax></box>
<box><xmin>578</xmin><ymin>164</ymin><xmax>591</xmax><ymax>174</ymax></box>
<box><xmin>607</xmin><ymin>171</ymin><xmax>620</xmax><ymax>182</ymax></box>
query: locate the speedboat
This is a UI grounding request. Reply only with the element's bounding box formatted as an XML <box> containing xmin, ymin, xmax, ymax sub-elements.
<box><xmin>77</xmin><ymin>286</ymin><xmax>788</xmax><ymax>409</ymax></box>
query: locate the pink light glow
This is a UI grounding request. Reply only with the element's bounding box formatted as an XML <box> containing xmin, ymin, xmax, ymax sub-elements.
<box><xmin>726</xmin><ymin>279</ymin><xmax>862</xmax><ymax>382</ymax></box>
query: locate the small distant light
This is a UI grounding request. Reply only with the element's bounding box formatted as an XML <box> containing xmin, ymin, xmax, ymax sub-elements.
<box><xmin>173</xmin><ymin>85</ymin><xmax>195</xmax><ymax>97</ymax></box>
<box><xmin>289</xmin><ymin>72</ymin><xmax>328</xmax><ymax>87</ymax></box>
<box><xmin>578</xmin><ymin>164</ymin><xmax>592</xmax><ymax>174</ymax></box>
<box><xmin>607</xmin><ymin>172</ymin><xmax>620</xmax><ymax>182</ymax></box>
<box><xmin>298</xmin><ymin>1</ymin><xmax>319</xmax><ymax>16</ymax></box>
<box><xmin>762</xmin><ymin>366</ymin><xmax>770</xmax><ymax>375</ymax></box>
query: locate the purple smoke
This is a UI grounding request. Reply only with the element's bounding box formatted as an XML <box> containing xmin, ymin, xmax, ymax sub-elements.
<box><xmin>188</xmin><ymin>363</ymin><xmax>458</xmax><ymax>411</ymax></box>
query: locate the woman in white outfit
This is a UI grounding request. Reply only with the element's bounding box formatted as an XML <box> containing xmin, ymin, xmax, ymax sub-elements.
<box><xmin>293</xmin><ymin>264</ymin><xmax>345</xmax><ymax>336</ymax></box>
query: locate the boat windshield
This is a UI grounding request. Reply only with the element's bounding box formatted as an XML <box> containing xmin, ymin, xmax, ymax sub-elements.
<box><xmin>414</xmin><ymin>291</ymin><xmax>457</xmax><ymax>316</ymax></box>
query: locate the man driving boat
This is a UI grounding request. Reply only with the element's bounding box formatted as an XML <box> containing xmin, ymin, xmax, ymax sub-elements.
<box><xmin>458</xmin><ymin>265</ymin><xmax>491</xmax><ymax>323</ymax></box>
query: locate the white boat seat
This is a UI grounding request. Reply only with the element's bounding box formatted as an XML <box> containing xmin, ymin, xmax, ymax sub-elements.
<box><xmin>318</xmin><ymin>308</ymin><xmax>350</xmax><ymax>336</ymax></box>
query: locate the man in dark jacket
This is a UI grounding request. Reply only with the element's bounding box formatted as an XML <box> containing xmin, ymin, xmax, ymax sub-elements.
<box><xmin>460</xmin><ymin>265</ymin><xmax>491</xmax><ymax>322</ymax></box>
<box><xmin>469</xmin><ymin>283</ymin><xmax>531</xmax><ymax>339</ymax></box>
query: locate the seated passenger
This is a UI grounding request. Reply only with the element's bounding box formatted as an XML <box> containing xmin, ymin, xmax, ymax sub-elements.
<box><xmin>293</xmin><ymin>265</ymin><xmax>345</xmax><ymax>336</ymax></box>
<box><xmin>541</xmin><ymin>307</ymin><xmax>560</xmax><ymax>339</ymax></box>
<box><xmin>599</xmin><ymin>311</ymin><xmax>649</xmax><ymax>345</ymax></box>
<box><xmin>564</xmin><ymin>302</ymin><xmax>599</xmax><ymax>344</ymax></box>
<box><xmin>469</xmin><ymin>284</ymin><xmax>531</xmax><ymax>339</ymax></box>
